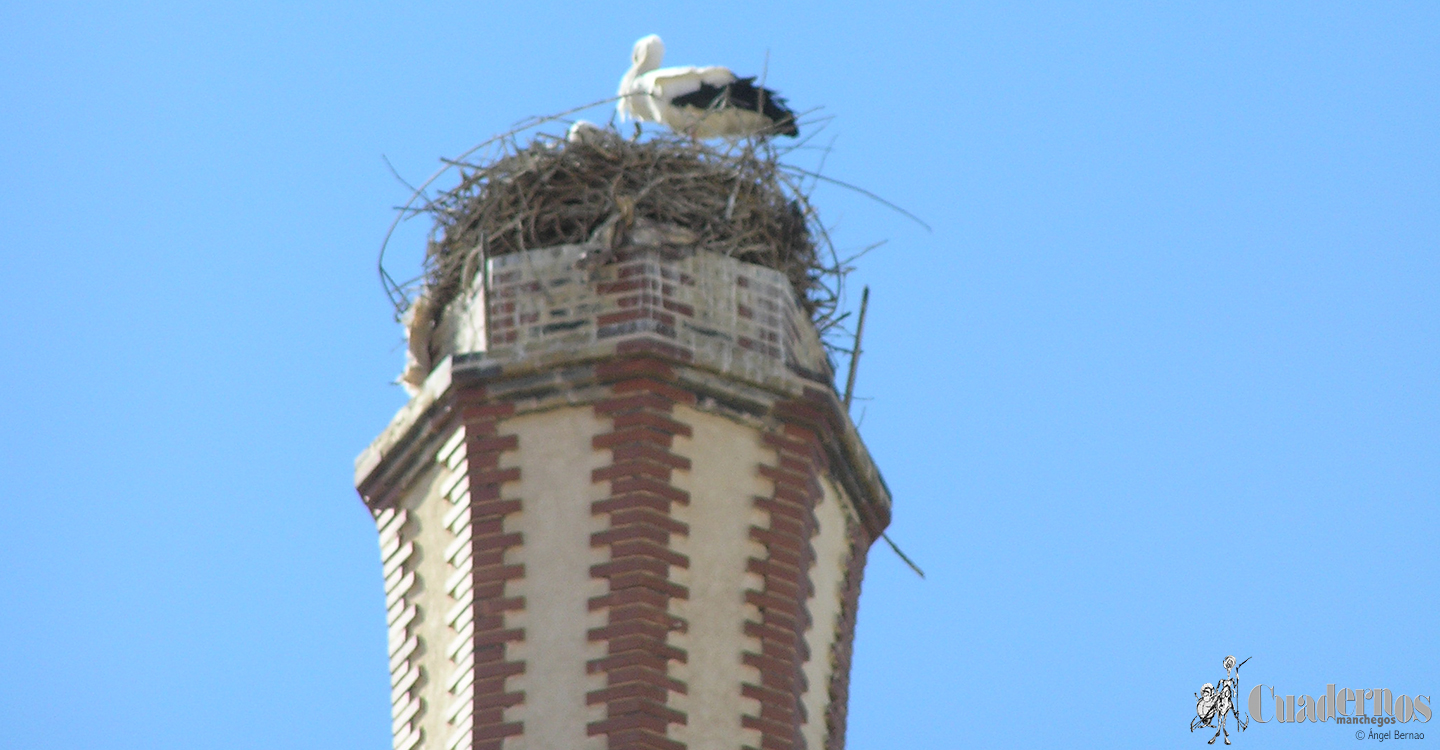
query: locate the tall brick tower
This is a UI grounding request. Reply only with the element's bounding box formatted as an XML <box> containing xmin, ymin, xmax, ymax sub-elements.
<box><xmin>354</xmin><ymin>135</ymin><xmax>892</xmax><ymax>750</ymax></box>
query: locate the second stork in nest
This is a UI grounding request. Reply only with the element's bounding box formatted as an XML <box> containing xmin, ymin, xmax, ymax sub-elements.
<box><xmin>617</xmin><ymin>34</ymin><xmax>799</xmax><ymax>139</ymax></box>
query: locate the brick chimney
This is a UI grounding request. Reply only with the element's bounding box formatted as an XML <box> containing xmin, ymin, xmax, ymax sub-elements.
<box><xmin>356</xmin><ymin>235</ymin><xmax>891</xmax><ymax>750</ymax></box>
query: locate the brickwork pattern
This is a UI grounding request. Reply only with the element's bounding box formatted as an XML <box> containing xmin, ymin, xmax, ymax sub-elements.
<box><xmin>586</xmin><ymin>357</ymin><xmax>696</xmax><ymax>750</ymax></box>
<box><xmin>435</xmin><ymin>426</ymin><xmax>474</xmax><ymax>750</ymax></box>
<box><xmin>378</xmin><ymin>505</ymin><xmax>425</xmax><ymax>750</ymax></box>
<box><xmin>472</xmin><ymin>246</ymin><xmax>828</xmax><ymax>386</ymax></box>
<box><xmin>456</xmin><ymin>394</ymin><xmax>526</xmax><ymax>750</ymax></box>
<box><xmin>742</xmin><ymin>423</ymin><xmax>829</xmax><ymax>750</ymax></box>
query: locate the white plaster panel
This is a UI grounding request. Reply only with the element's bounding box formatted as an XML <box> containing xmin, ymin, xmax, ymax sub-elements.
<box><xmin>498</xmin><ymin>406</ymin><xmax>610</xmax><ymax>750</ymax></box>
<box><xmin>667</xmin><ymin>405</ymin><xmax>773</xmax><ymax>750</ymax></box>
<box><xmin>396</xmin><ymin>436</ymin><xmax>470</xmax><ymax>750</ymax></box>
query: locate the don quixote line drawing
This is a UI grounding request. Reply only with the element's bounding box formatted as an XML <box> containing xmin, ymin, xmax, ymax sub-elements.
<box><xmin>1192</xmin><ymin>655</ymin><xmax>1252</xmax><ymax>745</ymax></box>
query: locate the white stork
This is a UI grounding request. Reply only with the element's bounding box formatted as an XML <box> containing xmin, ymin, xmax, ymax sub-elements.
<box><xmin>617</xmin><ymin>34</ymin><xmax>799</xmax><ymax>138</ymax></box>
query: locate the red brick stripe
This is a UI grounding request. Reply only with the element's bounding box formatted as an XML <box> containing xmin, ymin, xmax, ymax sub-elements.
<box><xmin>460</xmin><ymin>393</ymin><xmax>526</xmax><ymax>750</ymax></box>
<box><xmin>742</xmin><ymin>423</ymin><xmax>828</xmax><ymax>750</ymax></box>
<box><xmin>587</xmin><ymin>359</ymin><xmax>696</xmax><ymax>750</ymax></box>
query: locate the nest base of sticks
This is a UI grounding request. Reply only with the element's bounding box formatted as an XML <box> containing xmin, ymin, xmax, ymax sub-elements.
<box><xmin>398</xmin><ymin>127</ymin><xmax>839</xmax><ymax>391</ymax></box>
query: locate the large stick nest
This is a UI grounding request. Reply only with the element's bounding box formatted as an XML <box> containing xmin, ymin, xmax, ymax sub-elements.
<box><xmin>400</xmin><ymin>127</ymin><xmax>842</xmax><ymax>335</ymax></box>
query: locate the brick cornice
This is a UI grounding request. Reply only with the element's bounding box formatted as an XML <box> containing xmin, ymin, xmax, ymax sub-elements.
<box><xmin>359</xmin><ymin>341</ymin><xmax>889</xmax><ymax>542</ymax></box>
<box><xmin>454</xmin><ymin>342</ymin><xmax>887</xmax><ymax>539</ymax></box>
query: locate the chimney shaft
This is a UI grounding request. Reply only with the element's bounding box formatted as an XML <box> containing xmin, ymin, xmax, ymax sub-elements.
<box><xmin>356</xmin><ymin>241</ymin><xmax>890</xmax><ymax>750</ymax></box>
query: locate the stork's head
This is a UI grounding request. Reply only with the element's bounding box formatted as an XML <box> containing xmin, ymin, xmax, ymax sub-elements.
<box><xmin>631</xmin><ymin>34</ymin><xmax>665</xmax><ymax>74</ymax></box>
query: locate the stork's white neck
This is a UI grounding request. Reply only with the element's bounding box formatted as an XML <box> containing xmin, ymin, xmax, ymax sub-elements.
<box><xmin>618</xmin><ymin>35</ymin><xmax>666</xmax><ymax>118</ymax></box>
<box><xmin>631</xmin><ymin>35</ymin><xmax>664</xmax><ymax>76</ymax></box>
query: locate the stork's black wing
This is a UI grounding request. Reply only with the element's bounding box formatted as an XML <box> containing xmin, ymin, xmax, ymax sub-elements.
<box><xmin>670</xmin><ymin>77</ymin><xmax>799</xmax><ymax>137</ymax></box>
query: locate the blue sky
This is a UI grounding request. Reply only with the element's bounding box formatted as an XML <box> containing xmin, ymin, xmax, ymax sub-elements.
<box><xmin>1</xmin><ymin>3</ymin><xmax>1435</xmax><ymax>748</ymax></box>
